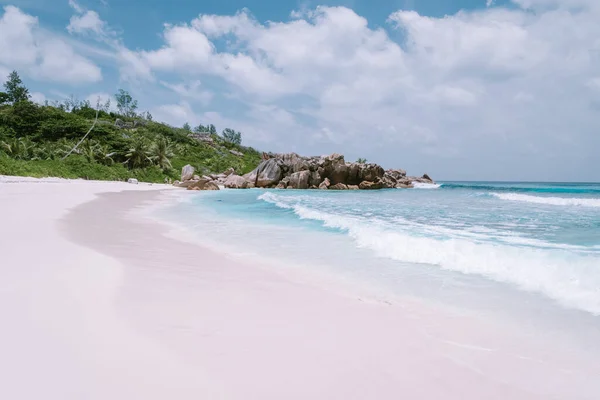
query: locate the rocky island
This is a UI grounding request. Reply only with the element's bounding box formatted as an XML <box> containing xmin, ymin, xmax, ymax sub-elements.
<box><xmin>177</xmin><ymin>152</ymin><xmax>434</xmax><ymax>191</ymax></box>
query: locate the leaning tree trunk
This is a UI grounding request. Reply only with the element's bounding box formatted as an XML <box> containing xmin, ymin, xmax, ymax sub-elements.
<box><xmin>61</xmin><ymin>104</ymin><xmax>100</xmax><ymax>160</ymax></box>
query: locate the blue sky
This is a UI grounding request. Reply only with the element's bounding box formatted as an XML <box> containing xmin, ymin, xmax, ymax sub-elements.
<box><xmin>0</xmin><ymin>0</ymin><xmax>599</xmax><ymax>181</ymax></box>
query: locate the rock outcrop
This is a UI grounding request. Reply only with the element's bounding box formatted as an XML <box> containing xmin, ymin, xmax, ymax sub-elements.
<box><xmin>175</xmin><ymin>165</ymin><xmax>226</xmax><ymax>191</ymax></box>
<box><xmin>181</xmin><ymin>164</ymin><xmax>195</xmax><ymax>182</ymax></box>
<box><xmin>329</xmin><ymin>183</ymin><xmax>348</xmax><ymax>190</ymax></box>
<box><xmin>318</xmin><ymin>177</ymin><xmax>331</xmax><ymax>190</ymax></box>
<box><xmin>174</xmin><ymin>153</ymin><xmax>433</xmax><ymax>191</ymax></box>
<box><xmin>204</xmin><ymin>181</ymin><xmax>220</xmax><ymax>191</ymax></box>
<box><xmin>288</xmin><ymin>170</ymin><xmax>310</xmax><ymax>189</ymax></box>
<box><xmin>359</xmin><ymin>180</ymin><xmax>384</xmax><ymax>190</ymax></box>
<box><xmin>238</xmin><ymin>152</ymin><xmax>433</xmax><ymax>190</ymax></box>
<box><xmin>224</xmin><ymin>174</ymin><xmax>248</xmax><ymax>189</ymax></box>
<box><xmin>185</xmin><ymin>179</ymin><xmax>210</xmax><ymax>190</ymax></box>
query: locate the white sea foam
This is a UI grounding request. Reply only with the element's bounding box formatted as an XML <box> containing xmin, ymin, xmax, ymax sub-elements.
<box><xmin>491</xmin><ymin>192</ymin><xmax>600</xmax><ymax>207</ymax></box>
<box><xmin>412</xmin><ymin>182</ymin><xmax>442</xmax><ymax>189</ymax></box>
<box><xmin>258</xmin><ymin>192</ymin><xmax>600</xmax><ymax>315</ymax></box>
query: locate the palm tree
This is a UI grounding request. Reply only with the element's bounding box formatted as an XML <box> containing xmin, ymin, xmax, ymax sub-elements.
<box><xmin>96</xmin><ymin>144</ymin><xmax>116</xmax><ymax>166</ymax></box>
<box><xmin>150</xmin><ymin>137</ymin><xmax>174</xmax><ymax>170</ymax></box>
<box><xmin>53</xmin><ymin>138</ymin><xmax>77</xmax><ymax>159</ymax></box>
<box><xmin>125</xmin><ymin>138</ymin><xmax>152</xmax><ymax>168</ymax></box>
<box><xmin>30</xmin><ymin>142</ymin><xmax>56</xmax><ymax>161</ymax></box>
<box><xmin>1</xmin><ymin>137</ymin><xmax>34</xmax><ymax>160</ymax></box>
<box><xmin>79</xmin><ymin>140</ymin><xmax>98</xmax><ymax>163</ymax></box>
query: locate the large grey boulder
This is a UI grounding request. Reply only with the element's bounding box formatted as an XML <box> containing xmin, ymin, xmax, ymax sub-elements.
<box><xmin>309</xmin><ymin>170</ymin><xmax>322</xmax><ymax>187</ymax></box>
<box><xmin>181</xmin><ymin>164</ymin><xmax>195</xmax><ymax>181</ymax></box>
<box><xmin>347</xmin><ymin>163</ymin><xmax>361</xmax><ymax>185</ymax></box>
<box><xmin>243</xmin><ymin>170</ymin><xmax>257</xmax><ymax>185</ymax></box>
<box><xmin>248</xmin><ymin>158</ymin><xmax>283</xmax><ymax>187</ymax></box>
<box><xmin>320</xmin><ymin>153</ymin><xmax>347</xmax><ymax>184</ymax></box>
<box><xmin>288</xmin><ymin>170</ymin><xmax>310</xmax><ymax>189</ymax></box>
<box><xmin>387</xmin><ymin>169</ymin><xmax>407</xmax><ymax>179</ymax></box>
<box><xmin>330</xmin><ymin>163</ymin><xmax>349</xmax><ymax>185</ymax></box>
<box><xmin>360</xmin><ymin>164</ymin><xmax>385</xmax><ymax>182</ymax></box>
<box><xmin>224</xmin><ymin>174</ymin><xmax>248</xmax><ymax>189</ymax></box>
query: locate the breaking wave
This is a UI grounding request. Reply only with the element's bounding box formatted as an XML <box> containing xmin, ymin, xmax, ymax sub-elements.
<box><xmin>491</xmin><ymin>193</ymin><xmax>600</xmax><ymax>208</ymax></box>
<box><xmin>412</xmin><ymin>182</ymin><xmax>441</xmax><ymax>189</ymax></box>
<box><xmin>442</xmin><ymin>182</ymin><xmax>600</xmax><ymax>194</ymax></box>
<box><xmin>258</xmin><ymin>191</ymin><xmax>600</xmax><ymax>315</ymax></box>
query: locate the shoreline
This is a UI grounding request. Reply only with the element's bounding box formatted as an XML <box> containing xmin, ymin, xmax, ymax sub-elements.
<box><xmin>1</xmin><ymin>179</ymin><xmax>599</xmax><ymax>399</ymax></box>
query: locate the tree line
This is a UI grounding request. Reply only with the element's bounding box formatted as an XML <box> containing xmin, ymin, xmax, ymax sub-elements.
<box><xmin>0</xmin><ymin>71</ymin><xmax>260</xmax><ymax>182</ymax></box>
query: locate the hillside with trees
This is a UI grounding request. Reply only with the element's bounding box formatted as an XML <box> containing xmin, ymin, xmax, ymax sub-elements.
<box><xmin>0</xmin><ymin>71</ymin><xmax>262</xmax><ymax>182</ymax></box>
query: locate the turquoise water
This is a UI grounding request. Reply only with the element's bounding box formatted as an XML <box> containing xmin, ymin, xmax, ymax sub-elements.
<box><xmin>163</xmin><ymin>182</ymin><xmax>600</xmax><ymax>316</ymax></box>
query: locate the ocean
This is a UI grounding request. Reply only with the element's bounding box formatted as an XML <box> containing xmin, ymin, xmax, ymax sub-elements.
<box><xmin>160</xmin><ymin>182</ymin><xmax>600</xmax><ymax>322</ymax></box>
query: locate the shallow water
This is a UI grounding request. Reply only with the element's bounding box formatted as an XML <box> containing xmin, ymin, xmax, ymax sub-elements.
<box><xmin>159</xmin><ymin>182</ymin><xmax>600</xmax><ymax>348</ymax></box>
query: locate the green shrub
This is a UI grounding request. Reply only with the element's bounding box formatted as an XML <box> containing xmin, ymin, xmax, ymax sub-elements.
<box><xmin>0</xmin><ymin>78</ymin><xmax>263</xmax><ymax>182</ymax></box>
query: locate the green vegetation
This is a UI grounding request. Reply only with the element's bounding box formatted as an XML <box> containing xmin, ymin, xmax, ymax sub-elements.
<box><xmin>222</xmin><ymin>128</ymin><xmax>242</xmax><ymax>145</ymax></box>
<box><xmin>357</xmin><ymin>158</ymin><xmax>367</xmax><ymax>164</ymax></box>
<box><xmin>0</xmin><ymin>71</ymin><xmax>262</xmax><ymax>183</ymax></box>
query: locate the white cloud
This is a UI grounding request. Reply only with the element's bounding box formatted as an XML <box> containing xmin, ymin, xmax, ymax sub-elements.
<box><xmin>160</xmin><ymin>80</ymin><xmax>213</xmax><ymax>105</ymax></box>
<box><xmin>510</xmin><ymin>0</ymin><xmax>599</xmax><ymax>10</ymax></box>
<box><xmin>586</xmin><ymin>78</ymin><xmax>600</xmax><ymax>91</ymax></box>
<box><xmin>68</xmin><ymin>0</ymin><xmax>84</xmax><ymax>14</ymax></box>
<box><xmin>486</xmin><ymin>0</ymin><xmax>494</xmax><ymax>6</ymax></box>
<box><xmin>33</xmin><ymin>37</ymin><xmax>102</xmax><ymax>83</ymax></box>
<box><xmin>3</xmin><ymin>1</ymin><xmax>599</xmax><ymax>180</ymax></box>
<box><xmin>68</xmin><ymin>10</ymin><xmax>105</xmax><ymax>35</ymax></box>
<box><xmin>142</xmin><ymin>24</ymin><xmax>214</xmax><ymax>71</ymax></box>
<box><xmin>150</xmin><ymin>101</ymin><xmax>202</xmax><ymax>127</ymax></box>
<box><xmin>0</xmin><ymin>6</ymin><xmax>101</xmax><ymax>84</ymax></box>
<box><xmin>388</xmin><ymin>9</ymin><xmax>549</xmax><ymax>76</ymax></box>
<box><xmin>67</xmin><ymin>0</ymin><xmax>110</xmax><ymax>37</ymax></box>
<box><xmin>429</xmin><ymin>85</ymin><xmax>479</xmax><ymax>106</ymax></box>
<box><xmin>125</xmin><ymin>3</ymin><xmax>600</xmax><ymax>180</ymax></box>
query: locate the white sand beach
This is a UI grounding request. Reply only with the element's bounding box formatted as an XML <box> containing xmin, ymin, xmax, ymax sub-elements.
<box><xmin>1</xmin><ymin>178</ymin><xmax>599</xmax><ymax>399</ymax></box>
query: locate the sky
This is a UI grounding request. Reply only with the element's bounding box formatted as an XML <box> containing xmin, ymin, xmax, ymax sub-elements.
<box><xmin>0</xmin><ymin>0</ymin><xmax>599</xmax><ymax>181</ymax></box>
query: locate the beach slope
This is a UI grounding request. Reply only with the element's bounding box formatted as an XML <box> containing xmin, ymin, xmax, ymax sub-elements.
<box><xmin>0</xmin><ymin>178</ymin><xmax>598</xmax><ymax>399</ymax></box>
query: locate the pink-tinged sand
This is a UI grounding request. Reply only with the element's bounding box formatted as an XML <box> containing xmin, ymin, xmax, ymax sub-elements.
<box><xmin>0</xmin><ymin>178</ymin><xmax>599</xmax><ymax>399</ymax></box>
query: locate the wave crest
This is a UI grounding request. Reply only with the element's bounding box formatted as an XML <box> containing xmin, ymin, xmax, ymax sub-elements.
<box><xmin>258</xmin><ymin>191</ymin><xmax>600</xmax><ymax>315</ymax></box>
<box><xmin>412</xmin><ymin>182</ymin><xmax>441</xmax><ymax>189</ymax></box>
<box><xmin>491</xmin><ymin>193</ymin><xmax>600</xmax><ymax>207</ymax></box>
